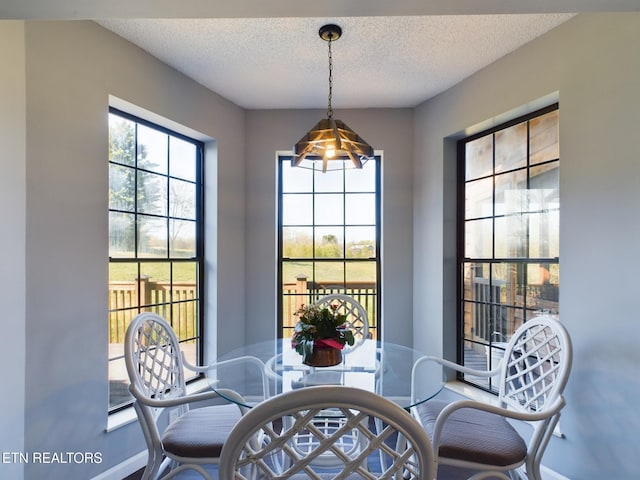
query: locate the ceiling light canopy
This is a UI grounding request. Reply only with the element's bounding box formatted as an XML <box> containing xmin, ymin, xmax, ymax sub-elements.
<box><xmin>293</xmin><ymin>24</ymin><xmax>374</xmax><ymax>172</ymax></box>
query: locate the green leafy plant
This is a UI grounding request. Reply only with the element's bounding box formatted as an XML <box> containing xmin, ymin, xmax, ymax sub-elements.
<box><xmin>291</xmin><ymin>303</ymin><xmax>355</xmax><ymax>360</ymax></box>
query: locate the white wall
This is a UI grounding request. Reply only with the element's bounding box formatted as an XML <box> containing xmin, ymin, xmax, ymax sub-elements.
<box><xmin>0</xmin><ymin>20</ymin><xmax>27</xmax><ymax>480</ymax></box>
<box><xmin>413</xmin><ymin>13</ymin><xmax>640</xmax><ymax>479</ymax></box>
<box><xmin>244</xmin><ymin>108</ymin><xmax>415</xmax><ymax>346</ymax></box>
<box><xmin>5</xmin><ymin>20</ymin><xmax>246</xmax><ymax>479</ymax></box>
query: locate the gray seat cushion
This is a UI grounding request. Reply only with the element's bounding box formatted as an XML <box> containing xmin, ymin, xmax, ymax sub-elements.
<box><xmin>414</xmin><ymin>399</ymin><xmax>527</xmax><ymax>467</ymax></box>
<box><xmin>162</xmin><ymin>403</ymin><xmax>242</xmax><ymax>458</ymax></box>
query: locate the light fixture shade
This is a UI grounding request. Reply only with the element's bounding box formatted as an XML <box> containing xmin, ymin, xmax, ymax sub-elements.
<box><xmin>293</xmin><ymin>117</ymin><xmax>374</xmax><ymax>172</ymax></box>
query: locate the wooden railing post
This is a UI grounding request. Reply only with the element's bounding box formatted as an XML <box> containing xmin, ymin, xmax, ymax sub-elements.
<box><xmin>136</xmin><ymin>275</ymin><xmax>151</xmax><ymax>307</ymax></box>
<box><xmin>295</xmin><ymin>274</ymin><xmax>308</xmax><ymax>312</ymax></box>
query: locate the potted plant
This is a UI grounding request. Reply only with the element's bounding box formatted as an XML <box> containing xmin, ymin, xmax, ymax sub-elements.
<box><xmin>291</xmin><ymin>303</ymin><xmax>355</xmax><ymax>366</ymax></box>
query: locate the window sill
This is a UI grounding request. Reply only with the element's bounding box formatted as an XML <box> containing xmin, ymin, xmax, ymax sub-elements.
<box><xmin>106</xmin><ymin>378</ymin><xmax>210</xmax><ymax>432</ymax></box>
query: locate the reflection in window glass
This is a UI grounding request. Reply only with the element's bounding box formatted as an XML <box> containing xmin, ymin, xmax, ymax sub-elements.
<box><xmin>465</xmin><ymin>135</ymin><xmax>493</xmax><ymax>181</ymax></box>
<box><xmin>495</xmin><ymin>121</ymin><xmax>527</xmax><ymax>173</ymax></box>
<box><xmin>459</xmin><ymin>105</ymin><xmax>559</xmax><ymax>393</ymax></box>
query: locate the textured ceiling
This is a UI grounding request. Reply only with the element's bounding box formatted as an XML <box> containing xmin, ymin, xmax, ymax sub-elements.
<box><xmin>96</xmin><ymin>15</ymin><xmax>574</xmax><ymax>109</ymax></box>
<box><xmin>4</xmin><ymin>1</ymin><xmax>639</xmax><ymax>109</ymax></box>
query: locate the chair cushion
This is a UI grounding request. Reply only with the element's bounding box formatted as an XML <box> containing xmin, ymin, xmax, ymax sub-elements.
<box><xmin>162</xmin><ymin>404</ymin><xmax>242</xmax><ymax>458</ymax></box>
<box><xmin>414</xmin><ymin>399</ymin><xmax>527</xmax><ymax>467</ymax></box>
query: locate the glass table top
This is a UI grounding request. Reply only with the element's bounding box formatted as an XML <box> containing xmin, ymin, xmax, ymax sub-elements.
<box><xmin>206</xmin><ymin>338</ymin><xmax>443</xmax><ymax>409</ymax></box>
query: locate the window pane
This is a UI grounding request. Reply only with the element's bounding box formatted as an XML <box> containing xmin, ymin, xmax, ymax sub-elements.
<box><xmin>466</xmin><ymin>177</ymin><xmax>493</xmax><ymax>219</ymax></box>
<box><xmin>172</xmin><ymin>263</ymin><xmax>198</xmax><ymax>339</ymax></box>
<box><xmin>109</xmin><ymin>212</ymin><xmax>135</xmax><ymax>257</ymax></box>
<box><xmin>109</xmin><ymin>164</ymin><xmax>135</xmax><ymax>212</ymax></box>
<box><xmin>109</xmin><ymin>114</ymin><xmax>135</xmax><ymax>166</ymax></box>
<box><xmin>345</xmin><ymin>193</ymin><xmax>375</xmax><ymax>225</ymax></box>
<box><xmin>460</xmin><ymin>107</ymin><xmax>559</xmax><ymax>392</ymax></box>
<box><xmin>345</xmin><ymin>162</ymin><xmax>375</xmax><ymax>191</ymax></box>
<box><xmin>139</xmin><ymin>262</ymin><xmax>171</xmax><ymax>314</ymax></box>
<box><xmin>530</xmin><ymin>110</ymin><xmax>559</xmax><ymax>165</ymax></box>
<box><xmin>169</xmin><ymin>137</ymin><xmax>196</xmax><ymax>181</ymax></box>
<box><xmin>283</xmin><ymin>227</ymin><xmax>313</xmax><ymax>258</ymax></box>
<box><xmin>282</xmin><ymin>261</ymin><xmax>314</xmax><ymax>285</ymax></box>
<box><xmin>138</xmin><ymin>171</ymin><xmax>167</xmax><ymax>216</ymax></box>
<box><xmin>495</xmin><ymin>121</ymin><xmax>527</xmax><ymax>173</ymax></box>
<box><xmin>528</xmin><ymin>211</ymin><xmax>559</xmax><ymax>258</ymax></box>
<box><xmin>346</xmin><ymin>226</ymin><xmax>376</xmax><ymax>258</ymax></box>
<box><xmin>138</xmin><ymin>216</ymin><xmax>167</xmax><ymax>257</ymax></box>
<box><xmin>495</xmin><ymin>214</ymin><xmax>527</xmax><ymax>258</ymax></box>
<box><xmin>170</xmin><ymin>178</ymin><xmax>196</xmax><ymax>220</ymax></box>
<box><xmin>108</xmin><ymin>110</ymin><xmax>202</xmax><ymax>413</ymax></box>
<box><xmin>465</xmin><ymin>219</ymin><xmax>493</xmax><ymax>258</ymax></box>
<box><xmin>463</xmin><ymin>300</ymin><xmax>489</xmax><ymax>343</ymax></box>
<box><xmin>527</xmin><ymin>263</ymin><xmax>559</xmax><ymax>313</ymax></box>
<box><xmin>109</xmin><ymin>263</ymin><xmax>139</xmax><ymax>310</ymax></box>
<box><xmin>465</xmin><ymin>135</ymin><xmax>493</xmax><ymax>181</ymax></box>
<box><xmin>463</xmin><ymin>262</ymin><xmax>491</xmax><ymax>301</ymax></box>
<box><xmin>492</xmin><ymin>305</ymin><xmax>524</xmax><ymax>339</ymax></box>
<box><xmin>314</xmin><ymin>227</ymin><xmax>344</xmax><ymax>258</ymax></box>
<box><xmin>315</xmin><ymin>194</ymin><xmax>344</xmax><ymax>225</ymax></box>
<box><xmin>137</xmin><ymin>124</ymin><xmax>168</xmax><ymax>174</ymax></box>
<box><xmin>279</xmin><ymin>156</ymin><xmax>379</xmax><ymax>340</ymax></box>
<box><xmin>492</xmin><ymin>262</ymin><xmax>525</xmax><ymax>308</ymax></box>
<box><xmin>282</xmin><ymin>163</ymin><xmax>313</xmax><ymax>193</ymax></box>
<box><xmin>281</xmin><ymin>261</ymin><xmax>313</xmax><ymax>330</ymax></box>
<box><xmin>346</xmin><ymin>261</ymin><xmax>376</xmax><ymax>283</ymax></box>
<box><xmin>170</xmin><ymin>219</ymin><xmax>196</xmax><ymax>257</ymax></box>
<box><xmin>315</xmin><ymin>262</ymin><xmax>345</xmax><ymax>289</ymax></box>
<box><xmin>529</xmin><ymin>161</ymin><xmax>559</xmax><ymax>213</ymax></box>
<box><xmin>495</xmin><ymin>170</ymin><xmax>527</xmax><ymax>216</ymax></box>
<box><xmin>282</xmin><ymin>194</ymin><xmax>312</xmax><ymax>225</ymax></box>
<box><xmin>315</xmin><ymin>167</ymin><xmax>343</xmax><ymax>192</ymax></box>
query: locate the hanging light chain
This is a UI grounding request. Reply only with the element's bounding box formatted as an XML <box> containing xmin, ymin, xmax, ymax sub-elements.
<box><xmin>327</xmin><ymin>34</ymin><xmax>334</xmax><ymax>119</ymax></box>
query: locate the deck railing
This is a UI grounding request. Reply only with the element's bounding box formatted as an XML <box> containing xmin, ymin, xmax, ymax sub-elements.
<box><xmin>282</xmin><ymin>275</ymin><xmax>377</xmax><ymax>338</ymax></box>
<box><xmin>109</xmin><ymin>277</ymin><xmax>378</xmax><ymax>342</ymax></box>
<box><xmin>108</xmin><ymin>277</ymin><xmax>197</xmax><ymax>343</ymax></box>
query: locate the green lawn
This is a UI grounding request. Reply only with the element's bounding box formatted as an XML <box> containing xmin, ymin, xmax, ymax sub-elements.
<box><xmin>109</xmin><ymin>261</ymin><xmax>197</xmax><ymax>283</ymax></box>
<box><xmin>282</xmin><ymin>261</ymin><xmax>376</xmax><ymax>284</ymax></box>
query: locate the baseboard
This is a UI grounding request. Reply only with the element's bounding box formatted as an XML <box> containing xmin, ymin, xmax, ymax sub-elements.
<box><xmin>91</xmin><ymin>451</ymin><xmax>146</xmax><ymax>480</ymax></box>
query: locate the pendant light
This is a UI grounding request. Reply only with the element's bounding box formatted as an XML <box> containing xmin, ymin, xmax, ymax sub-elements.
<box><xmin>293</xmin><ymin>24</ymin><xmax>374</xmax><ymax>172</ymax></box>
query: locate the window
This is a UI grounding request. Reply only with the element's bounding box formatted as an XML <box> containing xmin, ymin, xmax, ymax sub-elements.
<box><xmin>459</xmin><ymin>105</ymin><xmax>559</xmax><ymax>392</ymax></box>
<box><xmin>108</xmin><ymin>108</ymin><xmax>204</xmax><ymax>412</ymax></box>
<box><xmin>278</xmin><ymin>156</ymin><xmax>381</xmax><ymax>340</ymax></box>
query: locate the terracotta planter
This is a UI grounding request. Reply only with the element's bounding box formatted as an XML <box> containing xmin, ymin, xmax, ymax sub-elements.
<box><xmin>303</xmin><ymin>346</ymin><xmax>343</xmax><ymax>367</ymax></box>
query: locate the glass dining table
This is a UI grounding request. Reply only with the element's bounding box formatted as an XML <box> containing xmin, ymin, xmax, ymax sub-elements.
<box><xmin>206</xmin><ymin>338</ymin><xmax>443</xmax><ymax>409</ymax></box>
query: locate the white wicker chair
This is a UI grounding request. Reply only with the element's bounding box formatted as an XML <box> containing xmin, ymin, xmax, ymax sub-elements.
<box><xmin>219</xmin><ymin>385</ymin><xmax>436</xmax><ymax>479</ymax></box>
<box><xmin>125</xmin><ymin>312</ymin><xmax>251</xmax><ymax>480</ymax></box>
<box><xmin>411</xmin><ymin>315</ymin><xmax>573</xmax><ymax>480</ymax></box>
